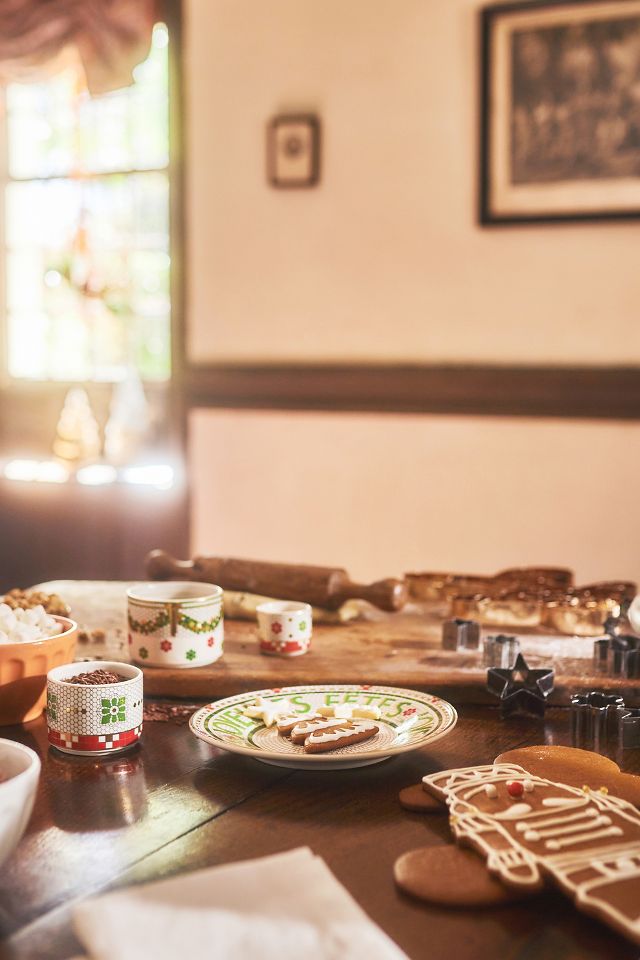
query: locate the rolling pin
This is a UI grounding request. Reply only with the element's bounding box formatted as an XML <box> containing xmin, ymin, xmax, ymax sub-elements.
<box><xmin>146</xmin><ymin>550</ymin><xmax>408</xmax><ymax>612</ymax></box>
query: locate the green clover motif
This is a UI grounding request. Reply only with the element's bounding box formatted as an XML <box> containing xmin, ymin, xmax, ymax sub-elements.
<box><xmin>185</xmin><ymin>649</ymin><xmax>197</xmax><ymax>661</ymax></box>
<box><xmin>101</xmin><ymin>697</ymin><xmax>126</xmax><ymax>724</ymax></box>
<box><xmin>298</xmin><ymin>621</ymin><xmax>307</xmax><ymax>632</ymax></box>
<box><xmin>138</xmin><ymin>646</ymin><xmax>149</xmax><ymax>660</ymax></box>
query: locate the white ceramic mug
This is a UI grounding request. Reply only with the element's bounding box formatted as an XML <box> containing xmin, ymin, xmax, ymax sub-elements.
<box><xmin>127</xmin><ymin>582</ymin><xmax>224</xmax><ymax>668</ymax></box>
<box><xmin>256</xmin><ymin>600</ymin><xmax>312</xmax><ymax>656</ymax></box>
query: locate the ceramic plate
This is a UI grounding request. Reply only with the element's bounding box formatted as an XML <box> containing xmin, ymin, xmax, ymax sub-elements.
<box><xmin>189</xmin><ymin>684</ymin><xmax>457</xmax><ymax>769</ymax></box>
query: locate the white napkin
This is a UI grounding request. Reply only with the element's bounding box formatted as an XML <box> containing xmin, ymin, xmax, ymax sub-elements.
<box><xmin>71</xmin><ymin>847</ymin><xmax>409</xmax><ymax>960</ymax></box>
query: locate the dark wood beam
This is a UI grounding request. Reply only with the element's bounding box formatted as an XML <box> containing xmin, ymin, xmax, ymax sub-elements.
<box><xmin>186</xmin><ymin>363</ymin><xmax>640</xmax><ymax>420</ymax></box>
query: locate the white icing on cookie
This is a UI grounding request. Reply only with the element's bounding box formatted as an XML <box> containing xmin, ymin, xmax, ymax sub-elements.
<box><xmin>291</xmin><ymin>717</ymin><xmax>343</xmax><ymax>737</ymax></box>
<box><xmin>494</xmin><ymin>803</ymin><xmax>532</xmax><ymax>820</ymax></box>
<box><xmin>306</xmin><ymin>720</ymin><xmax>378</xmax><ymax>743</ymax></box>
<box><xmin>515</xmin><ymin>808</ymin><xmax>597</xmax><ymax>833</ymax></box>
<box><xmin>524</xmin><ymin>814</ymin><xmax>611</xmax><ymax>842</ymax></box>
<box><xmin>462</xmin><ymin>783</ymin><xmax>494</xmax><ymax>801</ymax></box>
<box><xmin>545</xmin><ymin>825</ymin><xmax>623</xmax><ymax>851</ymax></box>
<box><xmin>523</xmin><ymin>779</ymin><xmax>534</xmax><ymax>793</ymax></box>
<box><xmin>276</xmin><ymin>712</ymin><xmax>320</xmax><ymax>733</ymax></box>
<box><xmin>541</xmin><ymin>797</ymin><xmax>584</xmax><ymax>809</ymax></box>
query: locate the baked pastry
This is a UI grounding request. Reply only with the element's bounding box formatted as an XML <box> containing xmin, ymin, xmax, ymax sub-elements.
<box><xmin>276</xmin><ymin>713</ymin><xmax>321</xmax><ymax>737</ymax></box>
<box><xmin>417</xmin><ymin>762</ymin><xmax>640</xmax><ymax>945</ymax></box>
<box><xmin>289</xmin><ymin>717</ymin><xmax>345</xmax><ymax>745</ymax></box>
<box><xmin>303</xmin><ymin>720</ymin><xmax>379</xmax><ymax>754</ymax></box>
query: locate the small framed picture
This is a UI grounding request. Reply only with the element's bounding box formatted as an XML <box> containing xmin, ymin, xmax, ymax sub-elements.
<box><xmin>267</xmin><ymin>114</ymin><xmax>320</xmax><ymax>188</ymax></box>
<box><xmin>481</xmin><ymin>0</ymin><xmax>640</xmax><ymax>223</ymax></box>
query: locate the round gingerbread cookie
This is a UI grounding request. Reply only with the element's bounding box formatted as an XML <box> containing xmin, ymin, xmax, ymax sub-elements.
<box><xmin>394</xmin><ymin>845</ymin><xmax>537</xmax><ymax>907</ymax></box>
<box><xmin>399</xmin><ymin>784</ymin><xmax>446</xmax><ymax>813</ymax></box>
<box><xmin>608</xmin><ymin>771</ymin><xmax>640</xmax><ymax>808</ymax></box>
<box><xmin>495</xmin><ymin>745</ymin><xmax>617</xmax><ymax>786</ymax></box>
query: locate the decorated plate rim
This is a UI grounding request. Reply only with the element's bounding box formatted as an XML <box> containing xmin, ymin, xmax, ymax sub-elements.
<box><xmin>189</xmin><ymin>684</ymin><xmax>457</xmax><ymax>763</ymax></box>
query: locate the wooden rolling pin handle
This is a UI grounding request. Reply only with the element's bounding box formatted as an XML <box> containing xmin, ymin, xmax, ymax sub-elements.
<box><xmin>145</xmin><ymin>551</ymin><xmax>408</xmax><ymax>613</ymax></box>
<box><xmin>146</xmin><ymin>550</ymin><xmax>196</xmax><ymax>580</ymax></box>
<box><xmin>335</xmin><ymin>578</ymin><xmax>409</xmax><ymax>612</ymax></box>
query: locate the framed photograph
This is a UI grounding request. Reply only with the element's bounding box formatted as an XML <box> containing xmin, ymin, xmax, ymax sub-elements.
<box><xmin>480</xmin><ymin>0</ymin><xmax>640</xmax><ymax>223</ymax></box>
<box><xmin>267</xmin><ymin>114</ymin><xmax>320</xmax><ymax>188</ymax></box>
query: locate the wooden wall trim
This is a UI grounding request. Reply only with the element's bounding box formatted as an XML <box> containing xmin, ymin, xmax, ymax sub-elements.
<box><xmin>186</xmin><ymin>363</ymin><xmax>640</xmax><ymax>420</ymax></box>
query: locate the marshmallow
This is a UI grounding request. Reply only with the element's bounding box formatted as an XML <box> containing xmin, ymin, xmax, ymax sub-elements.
<box><xmin>0</xmin><ymin>604</ymin><xmax>60</xmax><ymax>643</ymax></box>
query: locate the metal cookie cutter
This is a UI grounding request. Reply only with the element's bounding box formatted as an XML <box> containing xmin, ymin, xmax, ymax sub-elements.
<box><xmin>617</xmin><ymin>707</ymin><xmax>640</xmax><ymax>749</ymax></box>
<box><xmin>442</xmin><ymin>618</ymin><xmax>481</xmax><ymax>652</ymax></box>
<box><xmin>483</xmin><ymin>634</ymin><xmax>520</xmax><ymax>669</ymax></box>
<box><xmin>487</xmin><ymin>653</ymin><xmax>554</xmax><ymax>719</ymax></box>
<box><xmin>570</xmin><ymin>691</ymin><xmax>625</xmax><ymax>753</ymax></box>
<box><xmin>592</xmin><ymin>635</ymin><xmax>640</xmax><ymax>678</ymax></box>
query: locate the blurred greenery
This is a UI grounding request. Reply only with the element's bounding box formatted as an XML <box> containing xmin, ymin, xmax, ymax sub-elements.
<box><xmin>5</xmin><ymin>23</ymin><xmax>171</xmax><ymax>382</ymax></box>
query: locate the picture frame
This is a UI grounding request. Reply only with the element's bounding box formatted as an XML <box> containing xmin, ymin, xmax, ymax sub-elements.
<box><xmin>480</xmin><ymin>0</ymin><xmax>640</xmax><ymax>224</ymax></box>
<box><xmin>267</xmin><ymin>114</ymin><xmax>320</xmax><ymax>188</ymax></box>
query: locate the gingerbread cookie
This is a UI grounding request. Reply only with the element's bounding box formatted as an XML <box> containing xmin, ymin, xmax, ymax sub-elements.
<box><xmin>304</xmin><ymin>720</ymin><xmax>379</xmax><ymax>754</ymax></box>
<box><xmin>394</xmin><ymin>844</ymin><xmax>535</xmax><ymax>906</ymax></box>
<box><xmin>398</xmin><ymin>784</ymin><xmax>446</xmax><ymax>813</ymax></box>
<box><xmin>289</xmin><ymin>717</ymin><xmax>345</xmax><ymax>744</ymax></box>
<box><xmin>276</xmin><ymin>713</ymin><xmax>320</xmax><ymax>737</ymax></box>
<box><xmin>419</xmin><ymin>762</ymin><xmax>640</xmax><ymax>945</ymax></box>
<box><xmin>495</xmin><ymin>745</ymin><xmax>640</xmax><ymax>809</ymax></box>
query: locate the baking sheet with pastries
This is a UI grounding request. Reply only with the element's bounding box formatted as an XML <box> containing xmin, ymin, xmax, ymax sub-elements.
<box><xmin>406</xmin><ymin>566</ymin><xmax>636</xmax><ymax>636</ymax></box>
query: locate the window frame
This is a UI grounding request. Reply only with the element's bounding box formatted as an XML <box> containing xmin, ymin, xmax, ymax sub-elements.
<box><xmin>0</xmin><ymin>0</ymin><xmax>185</xmax><ymax>459</ymax></box>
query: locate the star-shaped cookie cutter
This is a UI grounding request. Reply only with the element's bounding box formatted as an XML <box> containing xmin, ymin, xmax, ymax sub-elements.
<box><xmin>486</xmin><ymin>652</ymin><xmax>554</xmax><ymax>718</ymax></box>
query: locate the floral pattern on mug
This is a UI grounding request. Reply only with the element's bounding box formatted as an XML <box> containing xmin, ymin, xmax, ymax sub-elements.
<box><xmin>101</xmin><ymin>697</ymin><xmax>126</xmax><ymax>724</ymax></box>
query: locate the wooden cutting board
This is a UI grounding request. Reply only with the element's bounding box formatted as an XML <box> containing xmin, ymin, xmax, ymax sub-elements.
<box><xmin>139</xmin><ymin>615</ymin><xmax>639</xmax><ymax>705</ymax></box>
<box><xmin>36</xmin><ymin>580</ymin><xmax>640</xmax><ymax>705</ymax></box>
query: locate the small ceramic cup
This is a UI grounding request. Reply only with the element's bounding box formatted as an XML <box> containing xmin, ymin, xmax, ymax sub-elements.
<box><xmin>256</xmin><ymin>601</ymin><xmax>312</xmax><ymax>656</ymax></box>
<box><xmin>47</xmin><ymin>660</ymin><xmax>143</xmax><ymax>756</ymax></box>
<box><xmin>127</xmin><ymin>582</ymin><xmax>224</xmax><ymax>668</ymax></box>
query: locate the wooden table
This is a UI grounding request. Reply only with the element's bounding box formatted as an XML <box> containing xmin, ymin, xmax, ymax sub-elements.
<box><xmin>2</xmin><ymin>704</ymin><xmax>640</xmax><ymax>960</ymax></box>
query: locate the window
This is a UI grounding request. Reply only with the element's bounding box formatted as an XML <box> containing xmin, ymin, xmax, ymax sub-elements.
<box><xmin>2</xmin><ymin>22</ymin><xmax>171</xmax><ymax>384</ymax></box>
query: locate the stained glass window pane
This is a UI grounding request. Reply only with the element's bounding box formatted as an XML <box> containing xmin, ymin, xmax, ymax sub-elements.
<box><xmin>7</xmin><ymin>173</ymin><xmax>170</xmax><ymax>381</ymax></box>
<box><xmin>4</xmin><ymin>22</ymin><xmax>170</xmax><ymax>383</ymax></box>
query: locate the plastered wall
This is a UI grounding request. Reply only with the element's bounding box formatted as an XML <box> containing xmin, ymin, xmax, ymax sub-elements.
<box><xmin>184</xmin><ymin>0</ymin><xmax>640</xmax><ymax>581</ymax></box>
<box><xmin>185</xmin><ymin>0</ymin><xmax>640</xmax><ymax>365</ymax></box>
<box><xmin>190</xmin><ymin>409</ymin><xmax>640</xmax><ymax>585</ymax></box>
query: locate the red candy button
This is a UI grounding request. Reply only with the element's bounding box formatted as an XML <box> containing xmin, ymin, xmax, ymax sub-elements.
<box><xmin>507</xmin><ymin>781</ymin><xmax>524</xmax><ymax>798</ymax></box>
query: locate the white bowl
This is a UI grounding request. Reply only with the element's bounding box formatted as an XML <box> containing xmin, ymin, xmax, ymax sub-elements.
<box><xmin>0</xmin><ymin>738</ymin><xmax>40</xmax><ymax>867</ymax></box>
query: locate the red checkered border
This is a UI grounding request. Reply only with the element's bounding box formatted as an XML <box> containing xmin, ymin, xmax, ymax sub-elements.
<box><xmin>260</xmin><ymin>639</ymin><xmax>309</xmax><ymax>655</ymax></box>
<box><xmin>48</xmin><ymin>725</ymin><xmax>142</xmax><ymax>752</ymax></box>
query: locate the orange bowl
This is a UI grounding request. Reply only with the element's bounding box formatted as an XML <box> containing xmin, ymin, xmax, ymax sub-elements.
<box><xmin>0</xmin><ymin>616</ymin><xmax>77</xmax><ymax>726</ymax></box>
